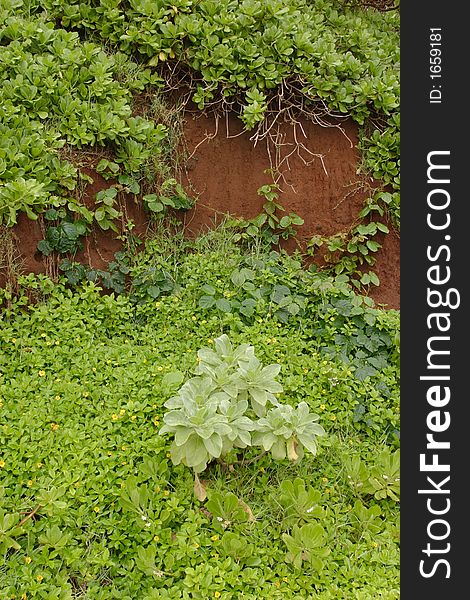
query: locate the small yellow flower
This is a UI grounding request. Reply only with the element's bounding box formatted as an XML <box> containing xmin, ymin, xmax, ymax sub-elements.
<box><xmin>201</xmin><ymin>320</ymin><xmax>207</xmax><ymax>324</ymax></box>
<box><xmin>214</xmin><ymin>592</ymin><xmax>221</xmax><ymax>598</ymax></box>
<box><xmin>55</xmin><ymin>340</ymin><xmax>60</xmax><ymax>345</ymax></box>
<box><xmin>130</xmin><ymin>415</ymin><xmax>137</xmax><ymax>421</ymax></box>
<box><xmin>55</xmin><ymin>395</ymin><xmax>61</xmax><ymax>401</ymax></box>
<box><xmin>274</xmin><ymin>581</ymin><xmax>281</xmax><ymax>588</ymax></box>
<box><xmin>322</xmin><ymin>477</ymin><xmax>328</xmax><ymax>484</ymax></box>
<box><xmin>27</xmin><ymin>480</ymin><xmax>33</xmax><ymax>486</ymax></box>
<box><xmin>38</xmin><ymin>370</ymin><xmax>45</xmax><ymax>377</ymax></box>
<box><xmin>92</xmin><ymin>367</ymin><xmax>96</xmax><ymax>372</ymax></box>
<box><xmin>93</xmin><ymin>506</ymin><xmax>100</xmax><ymax>513</ymax></box>
<box><xmin>163</xmin><ymin>490</ymin><xmax>170</xmax><ymax>497</ymax></box>
<box><xmin>208</xmin><ymin>339</ymin><xmax>213</xmax><ymax>344</ymax></box>
<box><xmin>155</xmin><ymin>301</ymin><xmax>161</xmax><ymax>307</ymax></box>
<box><xmin>319</xmin><ymin>404</ymin><xmax>326</xmax><ymax>410</ymax></box>
<box><xmin>303</xmin><ymin>369</ymin><xmax>309</xmax><ymax>374</ymax></box>
<box><xmin>111</xmin><ymin>414</ymin><xmax>118</xmax><ymax>421</ymax></box>
<box><xmin>24</xmin><ymin>556</ymin><xmax>32</xmax><ymax>564</ymax></box>
<box><xmin>50</xmin><ymin>423</ymin><xmax>59</xmax><ymax>431</ymax></box>
<box><xmin>282</xmin><ymin>577</ymin><xmax>289</xmax><ymax>582</ymax></box>
<box><xmin>40</xmin><ymin>333</ymin><xmax>47</xmax><ymax>338</ymax></box>
<box><xmin>37</xmin><ymin>575</ymin><xmax>43</xmax><ymax>583</ymax></box>
<box><xmin>193</xmin><ymin>543</ymin><xmax>200</xmax><ymax>548</ymax></box>
<box><xmin>157</xmin><ymin>366</ymin><xmax>163</xmax><ymax>371</ymax></box>
<box><xmin>156</xmin><ymin>486</ymin><xmax>161</xmax><ymax>493</ymax></box>
<box><xmin>0</xmin><ymin>459</ymin><xmax>5</xmax><ymax>468</ymax></box>
<box><xmin>211</xmin><ymin>535</ymin><xmax>219</xmax><ymax>541</ymax></box>
<box><xmin>330</xmin><ymin>414</ymin><xmax>336</xmax><ymax>421</ymax></box>
<box><xmin>36</xmin><ymin>462</ymin><xmax>43</xmax><ymax>469</ymax></box>
<box><xmin>191</xmin><ymin>315</ymin><xmax>197</xmax><ymax>321</ymax></box>
<box><xmin>119</xmin><ymin>409</ymin><xmax>125</xmax><ymax>416</ymax></box>
<box><xmin>154</xmin><ymin>535</ymin><xmax>160</xmax><ymax>542</ymax></box>
<box><xmin>143</xmin><ymin>359</ymin><xmax>147</xmax><ymax>364</ymax></box>
<box><xmin>12</xmin><ymin>338</ymin><xmax>17</xmax><ymax>343</ymax></box>
<box><xmin>372</xmin><ymin>541</ymin><xmax>378</xmax><ymax>548</ymax></box>
<box><xmin>121</xmin><ymin>446</ymin><xmax>127</xmax><ymax>451</ymax></box>
<box><xmin>83</xmin><ymin>392</ymin><xmax>89</xmax><ymax>398</ymax></box>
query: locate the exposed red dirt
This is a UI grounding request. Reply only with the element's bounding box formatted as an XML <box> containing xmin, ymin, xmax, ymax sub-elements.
<box><xmin>179</xmin><ymin>111</ymin><xmax>400</xmax><ymax>309</ymax></box>
<box><xmin>2</xmin><ymin>111</ymin><xmax>399</xmax><ymax>309</ymax></box>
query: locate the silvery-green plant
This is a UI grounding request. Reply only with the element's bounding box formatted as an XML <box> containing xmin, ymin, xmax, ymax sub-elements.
<box><xmin>159</xmin><ymin>378</ymin><xmax>234</xmax><ymax>474</ymax></box>
<box><xmin>236</xmin><ymin>357</ymin><xmax>283</xmax><ymax>417</ymax></box>
<box><xmin>195</xmin><ymin>334</ymin><xmax>255</xmax><ymax>374</ymax></box>
<box><xmin>159</xmin><ymin>335</ymin><xmax>326</xmax><ymax>496</ymax></box>
<box><xmin>252</xmin><ymin>402</ymin><xmax>326</xmax><ymax>461</ymax></box>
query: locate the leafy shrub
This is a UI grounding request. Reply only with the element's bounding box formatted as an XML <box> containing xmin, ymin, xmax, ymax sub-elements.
<box><xmin>159</xmin><ymin>334</ymin><xmax>326</xmax><ymax>489</ymax></box>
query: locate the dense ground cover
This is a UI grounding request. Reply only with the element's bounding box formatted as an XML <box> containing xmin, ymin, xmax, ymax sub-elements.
<box><xmin>1</xmin><ymin>228</ymin><xmax>399</xmax><ymax>598</ymax></box>
<box><xmin>1</xmin><ymin>0</ymin><xmax>400</xmax><ymax>596</ymax></box>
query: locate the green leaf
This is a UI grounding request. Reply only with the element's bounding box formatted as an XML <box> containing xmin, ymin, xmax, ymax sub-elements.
<box><xmin>37</xmin><ymin>240</ymin><xmax>52</xmax><ymax>256</ymax></box>
<box><xmin>162</xmin><ymin>371</ymin><xmax>184</xmax><ymax>392</ymax></box>
<box><xmin>231</xmin><ymin>270</ymin><xmax>246</xmax><ymax>287</ymax></box>
<box><xmin>201</xmin><ymin>284</ymin><xmax>216</xmax><ymax>295</ymax></box>
<box><xmin>215</xmin><ymin>298</ymin><xmax>232</xmax><ymax>313</ymax></box>
<box><xmin>199</xmin><ymin>295</ymin><xmax>216</xmax><ymax>309</ymax></box>
<box><xmin>203</xmin><ymin>433</ymin><xmax>223</xmax><ymax>458</ymax></box>
<box><xmin>184</xmin><ymin>436</ymin><xmax>209</xmax><ymax>468</ymax></box>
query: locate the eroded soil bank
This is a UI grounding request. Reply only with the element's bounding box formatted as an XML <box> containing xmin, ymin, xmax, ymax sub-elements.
<box><xmin>179</xmin><ymin>111</ymin><xmax>399</xmax><ymax>309</ymax></box>
<box><xmin>3</xmin><ymin>111</ymin><xmax>399</xmax><ymax>309</ymax></box>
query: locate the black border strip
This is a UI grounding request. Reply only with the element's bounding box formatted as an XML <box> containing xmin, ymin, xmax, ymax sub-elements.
<box><xmin>401</xmin><ymin>4</ymin><xmax>466</xmax><ymax>597</ymax></box>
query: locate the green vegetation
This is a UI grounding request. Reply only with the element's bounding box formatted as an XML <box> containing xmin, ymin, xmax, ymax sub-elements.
<box><xmin>1</xmin><ymin>1</ymin><xmax>399</xmax><ymax>596</ymax></box>
<box><xmin>0</xmin><ymin>226</ymin><xmax>399</xmax><ymax>598</ymax></box>
<box><xmin>1</xmin><ymin>0</ymin><xmax>399</xmax><ymax>287</ymax></box>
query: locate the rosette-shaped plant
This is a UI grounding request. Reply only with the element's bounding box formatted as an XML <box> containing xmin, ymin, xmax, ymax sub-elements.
<box><xmin>252</xmin><ymin>402</ymin><xmax>326</xmax><ymax>461</ymax></box>
<box><xmin>159</xmin><ymin>335</ymin><xmax>326</xmax><ymax>497</ymax></box>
